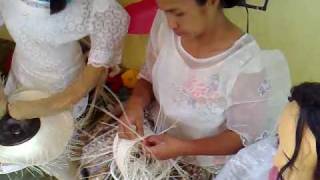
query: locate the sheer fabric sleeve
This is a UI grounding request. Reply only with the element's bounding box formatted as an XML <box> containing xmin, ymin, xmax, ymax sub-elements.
<box><xmin>88</xmin><ymin>0</ymin><xmax>129</xmax><ymax>68</ymax></box>
<box><xmin>225</xmin><ymin>50</ymin><xmax>291</xmax><ymax>146</ymax></box>
<box><xmin>215</xmin><ymin>136</ymin><xmax>277</xmax><ymax>180</ymax></box>
<box><xmin>225</xmin><ymin>69</ymin><xmax>271</xmax><ymax>146</ymax></box>
<box><xmin>138</xmin><ymin>11</ymin><xmax>166</xmax><ymax>83</ymax></box>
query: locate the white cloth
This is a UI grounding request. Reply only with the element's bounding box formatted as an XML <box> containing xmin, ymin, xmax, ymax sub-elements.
<box><xmin>215</xmin><ymin>136</ymin><xmax>277</xmax><ymax>180</ymax></box>
<box><xmin>0</xmin><ymin>0</ymin><xmax>129</xmax><ymax>116</ymax></box>
<box><xmin>139</xmin><ymin>11</ymin><xmax>291</xmax><ymax>167</ymax></box>
<box><xmin>0</xmin><ymin>163</ymin><xmax>27</xmax><ymax>174</ymax></box>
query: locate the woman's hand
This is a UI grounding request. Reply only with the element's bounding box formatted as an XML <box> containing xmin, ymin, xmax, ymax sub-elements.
<box><xmin>117</xmin><ymin>79</ymin><xmax>154</xmax><ymax>140</ymax></box>
<box><xmin>118</xmin><ymin>100</ymin><xmax>144</xmax><ymax>140</ymax></box>
<box><xmin>8</xmin><ymin>64</ymin><xmax>105</xmax><ymax>120</ymax></box>
<box><xmin>143</xmin><ymin>134</ymin><xmax>186</xmax><ymax>160</ymax></box>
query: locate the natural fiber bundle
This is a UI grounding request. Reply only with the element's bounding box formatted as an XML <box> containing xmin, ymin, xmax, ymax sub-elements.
<box><xmin>80</xmin><ymin>86</ymin><xmax>188</xmax><ymax>180</ymax></box>
<box><xmin>111</xmin><ymin>127</ymin><xmax>176</xmax><ymax>180</ymax></box>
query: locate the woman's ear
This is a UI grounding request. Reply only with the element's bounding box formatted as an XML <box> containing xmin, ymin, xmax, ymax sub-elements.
<box><xmin>208</xmin><ymin>0</ymin><xmax>220</xmax><ymax>6</ymax></box>
<box><xmin>205</xmin><ymin>0</ymin><xmax>221</xmax><ymax>9</ymax></box>
<box><xmin>203</xmin><ymin>0</ymin><xmax>220</xmax><ymax>13</ymax></box>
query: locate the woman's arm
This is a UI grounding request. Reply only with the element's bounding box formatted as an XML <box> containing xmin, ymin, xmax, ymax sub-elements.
<box><xmin>180</xmin><ymin>129</ymin><xmax>243</xmax><ymax>156</ymax></box>
<box><xmin>8</xmin><ymin>64</ymin><xmax>105</xmax><ymax>120</ymax></box>
<box><xmin>127</xmin><ymin>79</ymin><xmax>154</xmax><ymax>109</ymax></box>
<box><xmin>118</xmin><ymin>78</ymin><xmax>154</xmax><ymax>139</ymax></box>
<box><xmin>144</xmin><ymin>129</ymin><xmax>243</xmax><ymax>160</ymax></box>
<box><xmin>48</xmin><ymin>64</ymin><xmax>105</xmax><ymax>111</ymax></box>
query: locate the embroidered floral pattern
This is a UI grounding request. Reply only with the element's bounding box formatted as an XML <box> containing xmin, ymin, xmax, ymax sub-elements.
<box><xmin>173</xmin><ymin>73</ymin><xmax>227</xmax><ymax>120</ymax></box>
<box><xmin>258</xmin><ymin>80</ymin><xmax>271</xmax><ymax>97</ymax></box>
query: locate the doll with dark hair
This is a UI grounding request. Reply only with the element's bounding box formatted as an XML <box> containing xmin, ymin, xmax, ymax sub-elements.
<box><xmin>216</xmin><ymin>82</ymin><xmax>320</xmax><ymax>180</ymax></box>
<box><xmin>0</xmin><ymin>0</ymin><xmax>129</xmax><ymax>178</ymax></box>
<box><xmin>273</xmin><ymin>82</ymin><xmax>320</xmax><ymax>180</ymax></box>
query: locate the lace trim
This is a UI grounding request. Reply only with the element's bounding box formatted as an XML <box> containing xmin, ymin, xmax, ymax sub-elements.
<box><xmin>87</xmin><ymin>62</ymin><xmax>110</xmax><ymax>69</ymax></box>
<box><xmin>239</xmin><ymin>130</ymin><xmax>271</xmax><ymax>147</ymax></box>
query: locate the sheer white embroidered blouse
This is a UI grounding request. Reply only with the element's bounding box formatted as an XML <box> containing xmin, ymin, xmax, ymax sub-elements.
<box><xmin>139</xmin><ymin>11</ymin><xmax>291</xmax><ymax>167</ymax></box>
<box><xmin>0</xmin><ymin>0</ymin><xmax>129</xmax><ymax>117</ymax></box>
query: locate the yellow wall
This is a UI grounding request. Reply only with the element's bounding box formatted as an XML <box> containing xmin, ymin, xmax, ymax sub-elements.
<box><xmin>121</xmin><ymin>35</ymin><xmax>149</xmax><ymax>70</ymax></box>
<box><xmin>118</xmin><ymin>0</ymin><xmax>140</xmax><ymax>6</ymax></box>
<box><xmin>1</xmin><ymin>0</ymin><xmax>320</xmax><ymax>84</ymax></box>
<box><xmin>0</xmin><ymin>27</ymin><xmax>10</xmax><ymax>40</ymax></box>
<box><xmin>118</xmin><ymin>0</ymin><xmax>149</xmax><ymax>70</ymax></box>
<box><xmin>225</xmin><ymin>0</ymin><xmax>320</xmax><ymax>85</ymax></box>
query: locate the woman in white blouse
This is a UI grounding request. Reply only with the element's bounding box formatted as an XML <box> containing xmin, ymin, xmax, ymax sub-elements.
<box><xmin>0</xmin><ymin>0</ymin><xmax>128</xmax><ymax>178</ymax></box>
<box><xmin>0</xmin><ymin>0</ymin><xmax>128</xmax><ymax>119</ymax></box>
<box><xmin>119</xmin><ymin>0</ymin><xmax>290</xmax><ymax>178</ymax></box>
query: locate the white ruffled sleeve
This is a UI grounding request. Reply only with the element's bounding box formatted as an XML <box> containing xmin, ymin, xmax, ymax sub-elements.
<box><xmin>216</xmin><ymin>136</ymin><xmax>277</xmax><ymax>180</ymax></box>
<box><xmin>139</xmin><ymin>11</ymin><xmax>166</xmax><ymax>83</ymax></box>
<box><xmin>88</xmin><ymin>0</ymin><xmax>129</xmax><ymax>68</ymax></box>
<box><xmin>226</xmin><ymin>51</ymin><xmax>291</xmax><ymax>146</ymax></box>
<box><xmin>226</xmin><ymin>69</ymin><xmax>270</xmax><ymax>146</ymax></box>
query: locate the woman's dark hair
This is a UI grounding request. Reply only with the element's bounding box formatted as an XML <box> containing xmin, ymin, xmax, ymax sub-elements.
<box><xmin>195</xmin><ymin>0</ymin><xmax>244</xmax><ymax>8</ymax></box>
<box><xmin>50</xmin><ymin>0</ymin><xmax>67</xmax><ymax>14</ymax></box>
<box><xmin>278</xmin><ymin>82</ymin><xmax>320</xmax><ymax>179</ymax></box>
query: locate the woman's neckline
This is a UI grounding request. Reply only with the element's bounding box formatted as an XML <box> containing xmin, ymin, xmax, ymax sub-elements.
<box><xmin>174</xmin><ymin>33</ymin><xmax>253</xmax><ymax>68</ymax></box>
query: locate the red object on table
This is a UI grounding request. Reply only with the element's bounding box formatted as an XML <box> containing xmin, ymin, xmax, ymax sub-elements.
<box><xmin>4</xmin><ymin>51</ymin><xmax>13</xmax><ymax>75</ymax></box>
<box><xmin>125</xmin><ymin>0</ymin><xmax>158</xmax><ymax>34</ymax></box>
<box><xmin>106</xmin><ymin>74</ymin><xmax>123</xmax><ymax>93</ymax></box>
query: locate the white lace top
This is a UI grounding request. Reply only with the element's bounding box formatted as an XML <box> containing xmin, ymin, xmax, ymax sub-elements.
<box><xmin>0</xmin><ymin>0</ymin><xmax>129</xmax><ymax>116</ymax></box>
<box><xmin>139</xmin><ymin>11</ymin><xmax>291</xmax><ymax>167</ymax></box>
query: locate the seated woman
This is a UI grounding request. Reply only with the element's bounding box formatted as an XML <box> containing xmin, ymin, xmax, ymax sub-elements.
<box><xmin>0</xmin><ymin>0</ymin><xmax>128</xmax><ymax>178</ymax></box>
<box><xmin>216</xmin><ymin>82</ymin><xmax>320</xmax><ymax>180</ymax></box>
<box><xmin>118</xmin><ymin>0</ymin><xmax>291</xmax><ymax>178</ymax></box>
